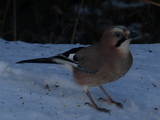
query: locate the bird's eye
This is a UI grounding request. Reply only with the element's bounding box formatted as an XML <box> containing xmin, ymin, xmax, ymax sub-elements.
<box><xmin>114</xmin><ymin>32</ymin><xmax>121</xmax><ymax>38</ymax></box>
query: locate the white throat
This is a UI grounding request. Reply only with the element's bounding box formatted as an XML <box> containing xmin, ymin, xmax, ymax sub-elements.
<box><xmin>119</xmin><ymin>39</ymin><xmax>131</xmax><ymax>52</ymax></box>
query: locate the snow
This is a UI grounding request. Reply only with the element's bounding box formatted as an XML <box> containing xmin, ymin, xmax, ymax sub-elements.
<box><xmin>0</xmin><ymin>38</ymin><xmax>159</xmax><ymax>120</ymax></box>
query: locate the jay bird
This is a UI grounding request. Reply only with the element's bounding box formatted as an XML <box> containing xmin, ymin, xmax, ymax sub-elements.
<box><xmin>17</xmin><ymin>25</ymin><xmax>138</xmax><ymax>113</ymax></box>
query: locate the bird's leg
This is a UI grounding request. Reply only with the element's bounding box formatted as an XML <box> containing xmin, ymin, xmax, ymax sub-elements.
<box><xmin>85</xmin><ymin>90</ymin><xmax>110</xmax><ymax>114</ymax></box>
<box><xmin>98</xmin><ymin>85</ymin><xmax>123</xmax><ymax>108</ymax></box>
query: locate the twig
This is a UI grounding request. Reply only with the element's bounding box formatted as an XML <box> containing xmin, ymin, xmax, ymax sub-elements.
<box><xmin>13</xmin><ymin>0</ymin><xmax>17</xmax><ymax>41</ymax></box>
<box><xmin>140</xmin><ymin>0</ymin><xmax>160</xmax><ymax>7</ymax></box>
<box><xmin>71</xmin><ymin>0</ymin><xmax>84</xmax><ymax>44</ymax></box>
<box><xmin>2</xmin><ymin>31</ymin><xmax>11</xmax><ymax>36</ymax></box>
<box><xmin>55</xmin><ymin>25</ymin><xmax>68</xmax><ymax>44</ymax></box>
<box><xmin>0</xmin><ymin>0</ymin><xmax>11</xmax><ymax>37</ymax></box>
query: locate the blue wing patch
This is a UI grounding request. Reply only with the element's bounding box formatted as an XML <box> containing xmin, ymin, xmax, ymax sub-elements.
<box><xmin>77</xmin><ymin>65</ymin><xmax>98</xmax><ymax>74</ymax></box>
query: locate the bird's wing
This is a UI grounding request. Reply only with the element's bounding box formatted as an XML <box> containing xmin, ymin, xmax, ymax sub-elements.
<box><xmin>75</xmin><ymin>44</ymin><xmax>108</xmax><ymax>73</ymax></box>
<box><xmin>51</xmin><ymin>47</ymin><xmax>85</xmax><ymax>68</ymax></box>
<box><xmin>54</xmin><ymin>46</ymin><xmax>107</xmax><ymax>73</ymax></box>
<box><xmin>17</xmin><ymin>46</ymin><xmax>107</xmax><ymax>73</ymax></box>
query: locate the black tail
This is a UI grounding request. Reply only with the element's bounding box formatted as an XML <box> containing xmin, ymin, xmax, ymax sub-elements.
<box><xmin>16</xmin><ymin>58</ymin><xmax>57</xmax><ymax>64</ymax></box>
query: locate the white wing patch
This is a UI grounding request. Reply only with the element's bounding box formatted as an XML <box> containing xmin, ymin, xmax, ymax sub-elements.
<box><xmin>68</xmin><ymin>53</ymin><xmax>75</xmax><ymax>60</ymax></box>
<box><xmin>52</xmin><ymin>54</ymin><xmax>78</xmax><ymax>71</ymax></box>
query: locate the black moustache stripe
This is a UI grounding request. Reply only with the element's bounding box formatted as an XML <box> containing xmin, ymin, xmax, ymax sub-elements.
<box><xmin>115</xmin><ymin>37</ymin><xmax>126</xmax><ymax>47</ymax></box>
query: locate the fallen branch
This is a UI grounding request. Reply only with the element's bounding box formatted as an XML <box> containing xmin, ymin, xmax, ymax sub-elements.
<box><xmin>140</xmin><ymin>0</ymin><xmax>160</xmax><ymax>7</ymax></box>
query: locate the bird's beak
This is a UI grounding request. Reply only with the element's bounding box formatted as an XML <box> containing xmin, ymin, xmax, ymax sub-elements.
<box><xmin>129</xmin><ymin>32</ymin><xmax>139</xmax><ymax>39</ymax></box>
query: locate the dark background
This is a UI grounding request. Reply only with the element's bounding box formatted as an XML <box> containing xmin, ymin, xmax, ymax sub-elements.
<box><xmin>0</xmin><ymin>0</ymin><xmax>160</xmax><ymax>44</ymax></box>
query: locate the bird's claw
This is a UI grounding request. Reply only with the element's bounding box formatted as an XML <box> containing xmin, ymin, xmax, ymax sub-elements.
<box><xmin>115</xmin><ymin>102</ymin><xmax>123</xmax><ymax>109</ymax></box>
<box><xmin>98</xmin><ymin>98</ymin><xmax>104</xmax><ymax>101</ymax></box>
<box><xmin>98</xmin><ymin>98</ymin><xmax>123</xmax><ymax>109</ymax></box>
<box><xmin>84</xmin><ymin>102</ymin><xmax>91</xmax><ymax>106</ymax></box>
<box><xmin>84</xmin><ymin>102</ymin><xmax>111</xmax><ymax>114</ymax></box>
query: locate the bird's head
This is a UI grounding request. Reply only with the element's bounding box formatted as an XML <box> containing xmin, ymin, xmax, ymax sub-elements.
<box><xmin>100</xmin><ymin>25</ymin><xmax>138</xmax><ymax>51</ymax></box>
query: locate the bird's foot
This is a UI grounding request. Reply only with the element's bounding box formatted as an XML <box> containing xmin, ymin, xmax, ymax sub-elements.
<box><xmin>85</xmin><ymin>102</ymin><xmax>111</xmax><ymax>114</ymax></box>
<box><xmin>98</xmin><ymin>98</ymin><xmax>123</xmax><ymax>109</ymax></box>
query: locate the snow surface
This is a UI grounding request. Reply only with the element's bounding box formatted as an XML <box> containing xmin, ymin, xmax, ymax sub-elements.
<box><xmin>0</xmin><ymin>38</ymin><xmax>159</xmax><ymax>120</ymax></box>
